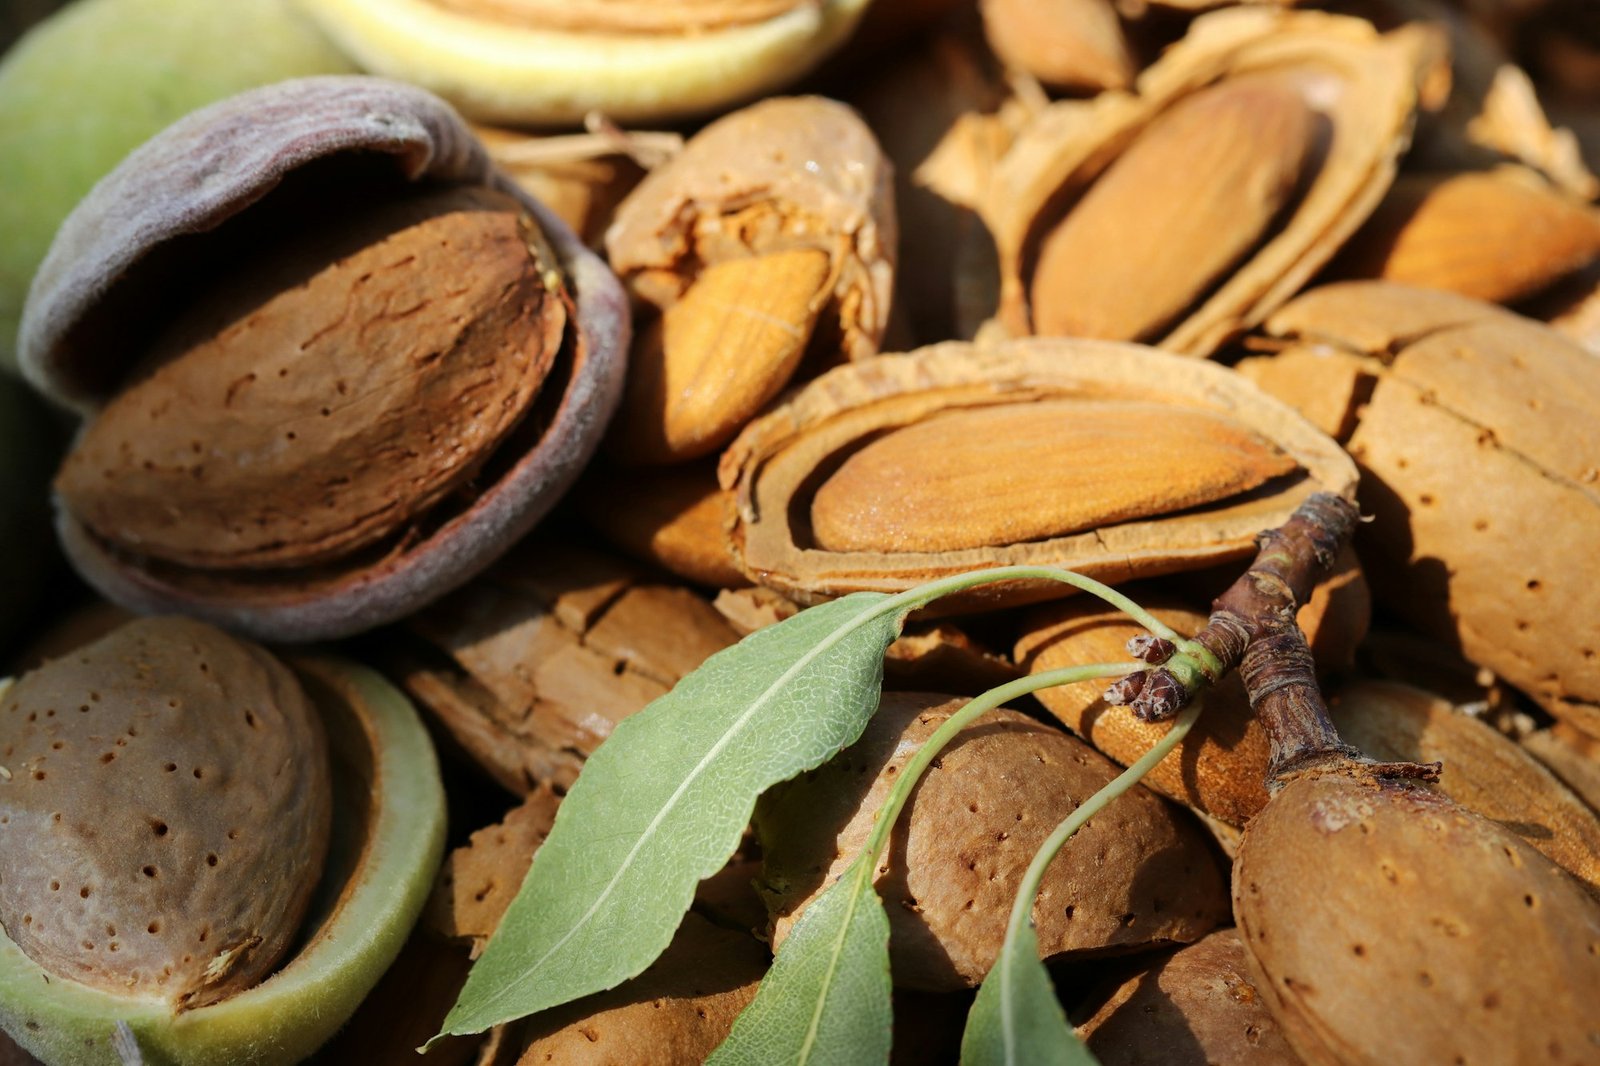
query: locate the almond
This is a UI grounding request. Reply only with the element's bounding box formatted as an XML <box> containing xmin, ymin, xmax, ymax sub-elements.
<box><xmin>810</xmin><ymin>399</ymin><xmax>1296</xmax><ymax>553</ymax></box>
<box><xmin>607</xmin><ymin>248</ymin><xmax>831</xmax><ymax>465</ymax></box>
<box><xmin>1029</xmin><ymin>72</ymin><xmax>1321</xmax><ymax>342</ymax></box>
<box><xmin>979</xmin><ymin>0</ymin><xmax>1133</xmax><ymax>93</ymax></box>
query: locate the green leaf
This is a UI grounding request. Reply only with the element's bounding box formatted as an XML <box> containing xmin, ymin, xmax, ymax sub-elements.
<box><xmin>707</xmin><ymin>856</ymin><xmax>892</xmax><ymax>1066</ymax></box>
<box><xmin>960</xmin><ymin>922</ymin><xmax>1097</xmax><ymax>1066</ymax></box>
<box><xmin>435</xmin><ymin>591</ymin><xmax>906</xmax><ymax>1041</ymax></box>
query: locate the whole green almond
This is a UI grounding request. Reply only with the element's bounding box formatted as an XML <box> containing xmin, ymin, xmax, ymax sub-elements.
<box><xmin>0</xmin><ymin>0</ymin><xmax>355</xmax><ymax>373</ymax></box>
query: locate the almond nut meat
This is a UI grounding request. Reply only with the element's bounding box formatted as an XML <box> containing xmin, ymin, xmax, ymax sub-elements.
<box><xmin>719</xmin><ymin>336</ymin><xmax>1356</xmax><ymax>607</ymax></box>
<box><xmin>574</xmin><ymin>459</ymin><xmax>749</xmax><ymax>590</ymax></box>
<box><xmin>603</xmin><ymin>95</ymin><xmax>896</xmax><ymax>466</ymax></box>
<box><xmin>1259</xmin><ymin>281</ymin><xmax>1600</xmax><ymax>739</ymax></box>
<box><xmin>0</xmin><ymin>617</ymin><xmax>448</xmax><ymax>1065</ymax></box>
<box><xmin>295</xmin><ymin>0</ymin><xmax>875</xmax><ymax>125</ymax></box>
<box><xmin>19</xmin><ymin>76</ymin><xmax>628</xmax><ymax>643</ymax></box>
<box><xmin>755</xmin><ymin>693</ymin><xmax>1229</xmax><ymax>992</ymax></box>
<box><xmin>971</xmin><ymin>7</ymin><xmax>1425</xmax><ymax>355</ymax></box>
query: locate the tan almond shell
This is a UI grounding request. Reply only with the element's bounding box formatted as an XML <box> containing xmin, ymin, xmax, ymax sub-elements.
<box><xmin>1328</xmin><ymin>679</ymin><xmax>1600</xmax><ymax>894</ymax></box>
<box><xmin>978</xmin><ymin>0</ymin><xmax>1134</xmax><ymax>93</ymax></box>
<box><xmin>1015</xmin><ymin>555</ymin><xmax>1368</xmax><ymax>828</ymax></box>
<box><xmin>981</xmin><ymin>7</ymin><xmax>1423</xmax><ymax>356</ymax></box>
<box><xmin>1523</xmin><ymin>724</ymin><xmax>1600</xmax><ymax>817</ymax></box>
<box><xmin>1264</xmin><ymin>281</ymin><xmax>1600</xmax><ymax>738</ymax></box>
<box><xmin>0</xmin><ymin>617</ymin><xmax>331</xmax><ymax>1010</ymax></box>
<box><xmin>384</xmin><ymin>538</ymin><xmax>739</xmax><ymax>795</ymax></box>
<box><xmin>1326</xmin><ymin>166</ymin><xmax>1600</xmax><ymax>305</ymax></box>
<box><xmin>719</xmin><ymin>336</ymin><xmax>1357</xmax><ymax>607</ymax></box>
<box><xmin>755</xmin><ymin>693</ymin><xmax>1230</xmax><ymax>992</ymax></box>
<box><xmin>1232</xmin><ymin>775</ymin><xmax>1600</xmax><ymax>1066</ymax></box>
<box><xmin>604</xmin><ymin>95</ymin><xmax>896</xmax><ymax>364</ymax></box>
<box><xmin>1073</xmin><ymin>929</ymin><xmax>1300</xmax><ymax>1066</ymax></box>
<box><xmin>18</xmin><ymin>76</ymin><xmax>628</xmax><ymax>644</ymax></box>
<box><xmin>427</xmin><ymin>784</ymin><xmax>562</xmax><ymax>953</ymax></box>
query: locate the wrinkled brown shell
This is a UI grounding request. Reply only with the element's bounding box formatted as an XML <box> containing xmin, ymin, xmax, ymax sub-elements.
<box><xmin>19</xmin><ymin>76</ymin><xmax>628</xmax><ymax>643</ymax></box>
<box><xmin>1074</xmin><ymin>929</ymin><xmax>1299</xmax><ymax>1066</ymax></box>
<box><xmin>605</xmin><ymin>95</ymin><xmax>895</xmax><ymax>363</ymax></box>
<box><xmin>385</xmin><ymin>538</ymin><xmax>738</xmax><ymax>794</ymax></box>
<box><xmin>981</xmin><ymin>8</ymin><xmax>1423</xmax><ymax>355</ymax></box>
<box><xmin>1233</xmin><ymin>774</ymin><xmax>1600</xmax><ymax>1066</ymax></box>
<box><xmin>0</xmin><ymin>617</ymin><xmax>331</xmax><ymax>1010</ymax></box>
<box><xmin>756</xmin><ymin>693</ymin><xmax>1229</xmax><ymax>992</ymax></box>
<box><xmin>1015</xmin><ymin>553</ymin><xmax>1368</xmax><ymax>828</ymax></box>
<box><xmin>1328</xmin><ymin>679</ymin><xmax>1600</xmax><ymax>894</ymax></box>
<box><xmin>1263</xmin><ymin>281</ymin><xmax>1600</xmax><ymax>737</ymax></box>
<box><xmin>719</xmin><ymin>336</ymin><xmax>1356</xmax><ymax>607</ymax></box>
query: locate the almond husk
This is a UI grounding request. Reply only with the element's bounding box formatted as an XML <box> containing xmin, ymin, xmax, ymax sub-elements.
<box><xmin>1014</xmin><ymin>549</ymin><xmax>1368</xmax><ymax>828</ymax></box>
<box><xmin>1327</xmin><ymin>166</ymin><xmax>1600</xmax><ymax>304</ymax></box>
<box><xmin>383</xmin><ymin>537</ymin><xmax>739</xmax><ymax>794</ymax></box>
<box><xmin>719</xmin><ymin>336</ymin><xmax>1357</xmax><ymax>608</ymax></box>
<box><xmin>1328</xmin><ymin>679</ymin><xmax>1600</xmax><ymax>894</ymax></box>
<box><xmin>1262</xmin><ymin>281</ymin><xmax>1600</xmax><ymax>739</ymax></box>
<box><xmin>977</xmin><ymin>8</ymin><xmax>1424</xmax><ymax>355</ymax></box>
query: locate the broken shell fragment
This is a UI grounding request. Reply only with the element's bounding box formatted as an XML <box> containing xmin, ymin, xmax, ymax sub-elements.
<box><xmin>979</xmin><ymin>7</ymin><xmax>1424</xmax><ymax>355</ymax></box>
<box><xmin>756</xmin><ymin>693</ymin><xmax>1229</xmax><ymax>992</ymax></box>
<box><xmin>719</xmin><ymin>336</ymin><xmax>1356</xmax><ymax>607</ymax></box>
<box><xmin>295</xmin><ymin>0</ymin><xmax>875</xmax><ymax>125</ymax></box>
<box><xmin>19</xmin><ymin>76</ymin><xmax>628</xmax><ymax>643</ymax></box>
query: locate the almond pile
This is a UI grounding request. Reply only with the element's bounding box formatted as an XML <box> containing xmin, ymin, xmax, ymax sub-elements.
<box><xmin>3</xmin><ymin>0</ymin><xmax>1600</xmax><ymax>1063</ymax></box>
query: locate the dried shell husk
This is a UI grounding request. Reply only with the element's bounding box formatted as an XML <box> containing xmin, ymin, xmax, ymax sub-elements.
<box><xmin>980</xmin><ymin>8</ymin><xmax>1424</xmax><ymax>355</ymax></box>
<box><xmin>1263</xmin><ymin>281</ymin><xmax>1600</xmax><ymax>738</ymax></box>
<box><xmin>1073</xmin><ymin>929</ymin><xmax>1300</xmax><ymax>1066</ymax></box>
<box><xmin>1328</xmin><ymin>679</ymin><xmax>1600</xmax><ymax>894</ymax></box>
<box><xmin>384</xmin><ymin>538</ymin><xmax>739</xmax><ymax>794</ymax></box>
<box><xmin>295</xmin><ymin>0</ymin><xmax>874</xmax><ymax>125</ymax></box>
<box><xmin>1015</xmin><ymin>552</ymin><xmax>1368</xmax><ymax>828</ymax></box>
<box><xmin>719</xmin><ymin>336</ymin><xmax>1356</xmax><ymax>608</ymax></box>
<box><xmin>474</xmin><ymin>124</ymin><xmax>652</xmax><ymax>249</ymax></box>
<box><xmin>756</xmin><ymin>693</ymin><xmax>1229</xmax><ymax>992</ymax></box>
<box><xmin>606</xmin><ymin>94</ymin><xmax>895</xmax><ymax>360</ymax></box>
<box><xmin>1233</xmin><ymin>774</ymin><xmax>1600</xmax><ymax>1066</ymax></box>
<box><xmin>20</xmin><ymin>76</ymin><xmax>628</xmax><ymax>643</ymax></box>
<box><xmin>1327</xmin><ymin>166</ymin><xmax>1600</xmax><ymax>304</ymax></box>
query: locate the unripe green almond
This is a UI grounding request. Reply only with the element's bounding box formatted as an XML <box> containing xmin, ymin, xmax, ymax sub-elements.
<box><xmin>0</xmin><ymin>0</ymin><xmax>356</xmax><ymax>374</ymax></box>
<box><xmin>0</xmin><ymin>656</ymin><xmax>447</xmax><ymax>1066</ymax></box>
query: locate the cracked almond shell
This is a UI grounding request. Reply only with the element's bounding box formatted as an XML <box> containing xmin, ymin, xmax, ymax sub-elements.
<box><xmin>294</xmin><ymin>0</ymin><xmax>874</xmax><ymax>125</ymax></box>
<box><xmin>718</xmin><ymin>336</ymin><xmax>1356</xmax><ymax>607</ymax></box>
<box><xmin>979</xmin><ymin>8</ymin><xmax>1423</xmax><ymax>355</ymax></box>
<box><xmin>0</xmin><ymin>642</ymin><xmax>447</xmax><ymax>1065</ymax></box>
<box><xmin>18</xmin><ymin>75</ymin><xmax>628</xmax><ymax>643</ymax></box>
<box><xmin>1262</xmin><ymin>281</ymin><xmax>1600</xmax><ymax>738</ymax></box>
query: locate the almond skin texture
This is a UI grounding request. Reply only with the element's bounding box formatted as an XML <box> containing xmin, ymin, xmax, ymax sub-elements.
<box><xmin>1030</xmin><ymin>72</ymin><xmax>1321</xmax><ymax>342</ymax></box>
<box><xmin>55</xmin><ymin>184</ymin><xmax>564</xmax><ymax>572</ymax></box>
<box><xmin>756</xmin><ymin>693</ymin><xmax>1229</xmax><ymax>992</ymax></box>
<box><xmin>810</xmin><ymin>399</ymin><xmax>1296</xmax><ymax>554</ymax></box>
<box><xmin>1233</xmin><ymin>774</ymin><xmax>1600</xmax><ymax>1066</ymax></box>
<box><xmin>0</xmin><ymin>617</ymin><xmax>331</xmax><ymax>1010</ymax></box>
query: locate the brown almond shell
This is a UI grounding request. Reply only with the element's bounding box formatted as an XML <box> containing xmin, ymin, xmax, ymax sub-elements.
<box><xmin>18</xmin><ymin>75</ymin><xmax>628</xmax><ymax>643</ymax></box>
<box><xmin>1263</xmin><ymin>281</ymin><xmax>1600</xmax><ymax>737</ymax></box>
<box><xmin>719</xmin><ymin>336</ymin><xmax>1357</xmax><ymax>608</ymax></box>
<box><xmin>983</xmin><ymin>8</ymin><xmax>1423</xmax><ymax>355</ymax></box>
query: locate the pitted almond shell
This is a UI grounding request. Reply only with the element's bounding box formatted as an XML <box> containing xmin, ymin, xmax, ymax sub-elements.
<box><xmin>384</xmin><ymin>537</ymin><xmax>739</xmax><ymax>794</ymax></box>
<box><xmin>21</xmin><ymin>76</ymin><xmax>628</xmax><ymax>643</ymax></box>
<box><xmin>1263</xmin><ymin>281</ymin><xmax>1600</xmax><ymax>738</ymax></box>
<box><xmin>719</xmin><ymin>336</ymin><xmax>1357</xmax><ymax>607</ymax></box>
<box><xmin>1327</xmin><ymin>166</ymin><xmax>1600</xmax><ymax>305</ymax></box>
<box><xmin>1328</xmin><ymin>679</ymin><xmax>1600</xmax><ymax>894</ymax></box>
<box><xmin>1523</xmin><ymin>724</ymin><xmax>1600</xmax><ymax>817</ymax></box>
<box><xmin>296</xmin><ymin>0</ymin><xmax>873</xmax><ymax>125</ymax></box>
<box><xmin>1233</xmin><ymin>775</ymin><xmax>1600</xmax><ymax>1066</ymax></box>
<box><xmin>0</xmin><ymin>651</ymin><xmax>447</xmax><ymax>1066</ymax></box>
<box><xmin>0</xmin><ymin>618</ymin><xmax>330</xmax><ymax>1010</ymax></box>
<box><xmin>981</xmin><ymin>7</ymin><xmax>1423</xmax><ymax>356</ymax></box>
<box><xmin>756</xmin><ymin>693</ymin><xmax>1229</xmax><ymax>992</ymax></box>
<box><xmin>606</xmin><ymin>95</ymin><xmax>896</xmax><ymax>364</ymax></box>
<box><xmin>1015</xmin><ymin>551</ymin><xmax>1368</xmax><ymax>828</ymax></box>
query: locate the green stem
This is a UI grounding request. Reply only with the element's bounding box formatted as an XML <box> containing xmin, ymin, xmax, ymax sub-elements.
<box><xmin>860</xmin><ymin>662</ymin><xmax>1142</xmax><ymax>863</ymax></box>
<box><xmin>999</xmin><ymin>698</ymin><xmax>1204</xmax><ymax>950</ymax></box>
